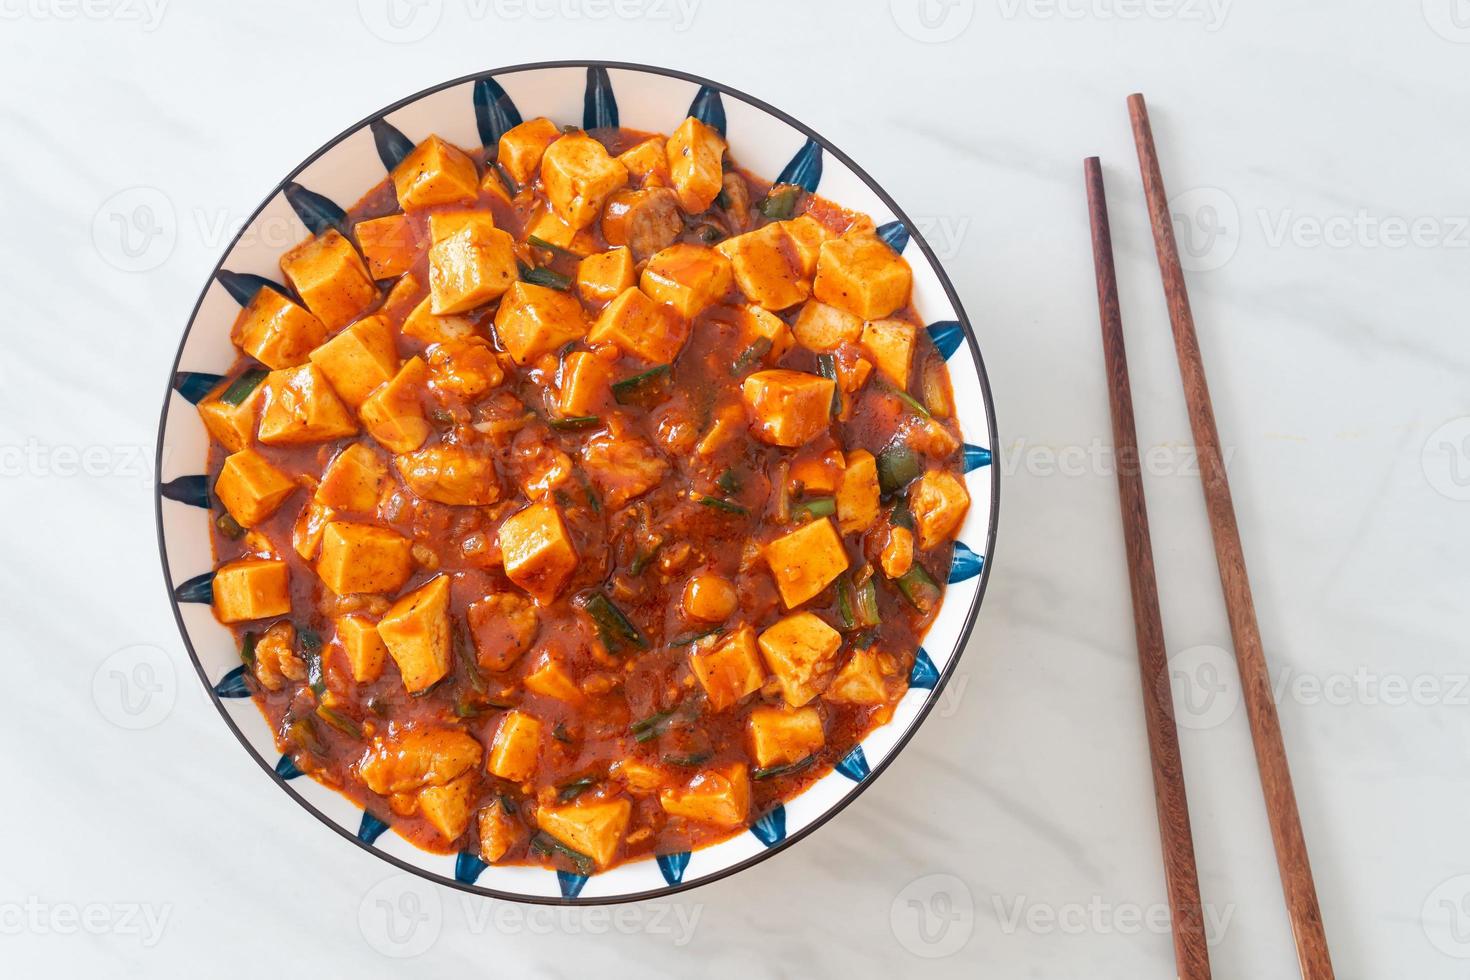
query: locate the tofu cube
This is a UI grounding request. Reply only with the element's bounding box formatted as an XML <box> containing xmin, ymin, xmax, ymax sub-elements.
<box><xmin>617</xmin><ymin>136</ymin><xmax>670</xmax><ymax>186</ymax></box>
<box><xmin>861</xmin><ymin>318</ymin><xmax>918</xmax><ymax>388</ymax></box>
<box><xmin>418</xmin><ymin>772</ymin><xmax>476</xmax><ymax>842</ymax></box>
<box><xmin>359</xmin><ymin>356</ymin><xmax>431</xmax><ymax>453</ymax></box>
<box><xmin>746</xmin><ymin>704</ymin><xmax>824</xmax><ymax>768</ymax></box>
<box><xmin>211</xmin><ymin>557</ymin><xmax>290</xmax><ymax>623</ymax></box>
<box><xmin>467</xmin><ymin>591</ymin><xmax>539</xmax><ymax>671</ymax></box>
<box><xmin>197</xmin><ymin>381</ymin><xmax>264</xmax><ymax>453</ymax></box>
<box><xmin>575</xmin><ymin>246</ymin><xmax>635</xmax><ymax>304</ymax></box>
<box><xmin>392</xmin><ymin>134</ymin><xmax>480</xmax><ymax>210</ymax></box>
<box><xmin>257</xmin><ymin>364</ymin><xmax>358</xmax><ymax>445</ymax></box>
<box><xmin>427</xmin><ymin>222</ymin><xmax>518</xmax><ymax>314</ymax></box>
<box><xmin>316</xmin><ymin>521</ymin><xmax>414</xmax><ymax>596</ymax></box>
<box><xmin>214</xmin><ymin>448</ymin><xmax>297</xmax><ymax>527</ymax></box>
<box><xmin>382</xmin><ymin>270</ymin><xmax>423</xmax><ymax>318</ymax></box>
<box><xmin>307</xmin><ymin>314</ymin><xmax>398</xmax><ymax>408</ymax></box>
<box><xmin>402</xmin><ymin>295</ymin><xmax>480</xmax><ymax>346</ymax></box>
<box><xmin>558</xmin><ymin>350</ymin><xmax>610</xmax><ymax>416</ymax></box>
<box><xmin>499</xmin><ymin>498</ymin><xmax>577</xmax><ymax>604</ymax></box>
<box><xmin>735</xmin><ymin>304</ymin><xmax>794</xmax><ymax>364</ymax></box>
<box><xmin>487</xmin><ymin>709</ymin><xmax>543</xmax><ymax>782</ymax></box>
<box><xmin>523</xmin><ymin>203</ymin><xmax>582</xmax><ymax>251</ymax></box>
<box><xmin>741</xmin><ymin>369</ymin><xmax>834</xmax><ymax>448</ymax></box>
<box><xmin>492</xmin><ymin>281</ymin><xmax>589</xmax><ymax>365</ymax></box>
<box><xmin>353</xmin><ymin>213</ymin><xmax>417</xmax><ymax>279</ymax></box>
<box><xmin>694</xmin><ymin>403</ymin><xmax>745</xmax><ymax>458</ymax></box>
<box><xmin>586</xmin><ymin>287</ymin><xmax>688</xmax><ymax>364</ymax></box>
<box><xmin>316</xmin><ymin>443</ymin><xmax>387</xmax><ymax>512</ymax></box>
<box><xmin>639</xmin><ymin>243</ymin><xmax>732</xmax><ymax>319</ymax></box>
<box><xmin>230</xmin><ymin>287</ymin><xmax>326</xmax><ymax>369</ymax></box>
<box><xmin>523</xmin><ymin>652</ymin><xmax>584</xmax><ymax>703</ymax></box>
<box><xmin>427</xmin><ymin>209</ymin><xmax>496</xmax><ymax>245</ymax></box>
<box><xmin>836</xmin><ymin>449</ymin><xmax>881</xmax><ymax>533</ymax></box>
<box><xmin>825</xmin><ymin>647</ymin><xmax>905</xmax><ymax>705</ymax></box>
<box><xmin>764</xmin><ymin>517</ymin><xmax>850</xmax><ymax>609</ymax></box>
<box><xmin>394</xmin><ymin>444</ymin><xmax>501</xmax><ymax>505</ymax></box>
<box><xmin>665</xmin><ymin>116</ymin><xmax>727</xmax><ymax>213</ymax></box>
<box><xmin>376</xmin><ymin>574</ymin><xmax>453</xmax><ymax>693</ymax></box>
<box><xmin>782</xmin><ymin>215</ymin><xmax>832</xmax><ymax>278</ymax></box>
<box><xmin>716</xmin><ymin>223</ymin><xmax>809</xmax><ymax>311</ymax></box>
<box><xmin>813</xmin><ymin>234</ymin><xmax>912</xmax><ymax>320</ymax></box>
<box><xmin>789</xmin><ymin>447</ymin><xmax>845</xmax><ymax>495</ymax></box>
<box><xmin>292</xmin><ymin>497</ymin><xmax>334</xmax><ymax>560</ymax></box>
<box><xmin>689</xmin><ymin>625</ymin><xmax>766</xmax><ymax>711</ymax></box>
<box><xmin>910</xmin><ymin>469</ymin><xmax>971</xmax><ymax>549</ymax></box>
<box><xmin>659</xmin><ymin>763</ymin><xmax>750</xmax><ymax>828</ymax></box>
<box><xmin>537</xmin><ymin>798</ymin><xmax>632</xmax><ymax>869</ymax></box>
<box><xmin>615</xmin><ymin>758</ymin><xmax>668</xmax><ymax>796</ymax></box>
<box><xmin>539</xmin><ymin>131</ymin><xmax>629</xmax><ymax>231</ymax></box>
<box><xmin>496</xmin><ymin>116</ymin><xmax>561</xmax><ymax>186</ymax></box>
<box><xmin>279</xmin><ymin>230</ymin><xmax>378</xmax><ymax>330</ymax></box>
<box><xmin>793</xmin><ymin>299</ymin><xmax>863</xmax><ymax>352</ymax></box>
<box><xmin>336</xmin><ymin>613</ymin><xmax>387</xmax><ymax>684</ymax></box>
<box><xmin>757</xmin><ymin>611</ymin><xmax>842</xmax><ymax>706</ymax></box>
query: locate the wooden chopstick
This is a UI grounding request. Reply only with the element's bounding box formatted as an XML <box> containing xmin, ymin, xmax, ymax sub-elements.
<box><xmin>1085</xmin><ymin>157</ymin><xmax>1212</xmax><ymax>980</ymax></box>
<box><xmin>1125</xmin><ymin>93</ymin><xmax>1335</xmax><ymax>980</ymax></box>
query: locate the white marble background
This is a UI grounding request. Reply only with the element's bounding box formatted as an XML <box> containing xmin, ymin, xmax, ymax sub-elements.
<box><xmin>1</xmin><ymin>1</ymin><xmax>1466</xmax><ymax>976</ymax></box>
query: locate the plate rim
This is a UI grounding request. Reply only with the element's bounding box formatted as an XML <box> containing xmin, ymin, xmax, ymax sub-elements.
<box><xmin>153</xmin><ymin>59</ymin><xmax>1001</xmax><ymax>906</ymax></box>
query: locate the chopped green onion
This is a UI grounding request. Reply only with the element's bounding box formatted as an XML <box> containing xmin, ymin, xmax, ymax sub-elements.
<box><xmin>578</xmin><ymin>592</ymin><xmax>648</xmax><ymax>653</ymax></box>
<box><xmin>791</xmin><ymin>496</ymin><xmax>836</xmax><ymax>521</ymax></box>
<box><xmin>215</xmin><ymin>511</ymin><xmax>246</xmax><ymax>540</ymax></box>
<box><xmin>889</xmin><ymin>500</ymin><xmax>915</xmax><ymax>530</ymax></box>
<box><xmin>529</xmin><ymin>832</ymin><xmax>594</xmax><ymax>875</ymax></box>
<box><xmin>893</xmin><ymin>563</ymin><xmax>941</xmax><ymax>612</ymax></box>
<box><xmin>611</xmin><ymin>364</ymin><xmax>672</xmax><ymax>407</ymax></box>
<box><xmin>630</xmin><ymin>709</ymin><xmax>675</xmax><ymax>743</ymax></box>
<box><xmin>853</xmin><ymin>577</ymin><xmax>882</xmax><ymax>627</ymax></box>
<box><xmin>493</xmin><ymin>163</ymin><xmax>520</xmax><ymax>196</ymax></box>
<box><xmin>218</xmin><ymin>368</ymin><xmax>267</xmax><ymax>407</ymax></box>
<box><xmin>697</xmin><ymin>495</ymin><xmax>748</xmax><ymax>515</ymax></box>
<box><xmin>556</xmin><ymin>776</ymin><xmax>599</xmax><ymax>803</ymax></box>
<box><xmin>758</xmin><ymin>184</ymin><xmax>801</xmax><ymax>220</ymax></box>
<box><xmin>552</xmin><ymin>723</ymin><xmax>572</xmax><ymax>743</ymax></box>
<box><xmin>548</xmin><ymin>415</ymin><xmax>601</xmax><ymax>431</ymax></box>
<box><xmin>521</xmin><ymin>264</ymin><xmax>573</xmax><ymax>291</ymax></box>
<box><xmin>366</xmin><ymin>696</ymin><xmax>389</xmax><ymax>717</ymax></box>
<box><xmin>814</xmin><ymin>353</ymin><xmax>841</xmax><ymax>417</ymax></box>
<box><xmin>883</xmin><ymin>382</ymin><xmax>933</xmax><ymax>420</ymax></box>
<box><xmin>667</xmin><ymin>627</ymin><xmax>723</xmax><ymax>647</ymax></box>
<box><xmin>662</xmin><ymin>751</ymin><xmax>713</xmax><ymax>767</ymax></box>
<box><xmin>876</xmin><ymin>443</ymin><xmax>923</xmax><ymax>496</ymax></box>
<box><xmin>836</xmin><ymin>576</ymin><xmax>856</xmax><ymax>629</ymax></box>
<box><xmin>715</xmin><ymin>469</ymin><xmax>741</xmax><ymax>495</ymax></box>
<box><xmin>286</xmin><ymin>716</ymin><xmax>324</xmax><ymax>755</ymax></box>
<box><xmin>300</xmin><ymin>630</ymin><xmax>325</xmax><ymax>697</ymax></box>
<box><xmin>527</xmin><ymin>234</ymin><xmax>579</xmax><ymax>259</ymax></box>
<box><xmin>315</xmin><ymin>705</ymin><xmax>363</xmax><ymax>740</ymax></box>
<box><xmin>629</xmin><ymin>546</ymin><xmax>659</xmax><ymax>576</ymax></box>
<box><xmin>239</xmin><ymin>631</ymin><xmax>258</xmax><ymax>666</ymax></box>
<box><xmin>752</xmin><ymin>755</ymin><xmax>817</xmax><ymax>780</ymax></box>
<box><xmin>731</xmin><ymin>336</ymin><xmax>772</xmax><ymax>375</ymax></box>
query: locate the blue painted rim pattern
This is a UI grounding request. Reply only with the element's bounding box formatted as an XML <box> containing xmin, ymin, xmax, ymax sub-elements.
<box><xmin>155</xmin><ymin>61</ymin><xmax>999</xmax><ymax>908</ymax></box>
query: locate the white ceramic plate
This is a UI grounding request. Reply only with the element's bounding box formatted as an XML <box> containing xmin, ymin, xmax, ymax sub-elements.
<box><xmin>155</xmin><ymin>61</ymin><xmax>999</xmax><ymax>905</ymax></box>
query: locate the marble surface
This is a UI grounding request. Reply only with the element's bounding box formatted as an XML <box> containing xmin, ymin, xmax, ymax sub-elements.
<box><xmin>1</xmin><ymin>2</ymin><xmax>1465</xmax><ymax>976</ymax></box>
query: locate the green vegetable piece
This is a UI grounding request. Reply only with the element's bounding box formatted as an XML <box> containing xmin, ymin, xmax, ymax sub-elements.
<box><xmin>662</xmin><ymin>751</ymin><xmax>713</xmax><ymax>767</ymax></box>
<box><xmin>697</xmin><ymin>495</ymin><xmax>748</xmax><ymax>516</ymax></box>
<box><xmin>218</xmin><ymin>368</ymin><xmax>267</xmax><ymax>407</ymax></box>
<box><xmin>579</xmin><ymin>592</ymin><xmax>648</xmax><ymax>653</ymax></box>
<box><xmin>215</xmin><ymin>511</ymin><xmax>246</xmax><ymax>540</ymax></box>
<box><xmin>876</xmin><ymin>443</ymin><xmax>922</xmax><ymax>496</ymax></box>
<box><xmin>752</xmin><ymin>754</ymin><xmax>817</xmax><ymax>780</ymax></box>
<box><xmin>315</xmin><ymin>705</ymin><xmax>363</xmax><ymax>740</ymax></box>
<box><xmin>530</xmin><ymin>832</ymin><xmax>594</xmax><ymax>875</ymax></box>
<box><xmin>791</xmin><ymin>496</ymin><xmax>836</xmax><ymax>521</ymax></box>
<box><xmin>611</xmin><ymin>364</ymin><xmax>671</xmax><ymax>407</ymax></box>
<box><xmin>893</xmin><ymin>563</ymin><xmax>941</xmax><ymax>612</ymax></box>
<box><xmin>814</xmin><ymin>354</ymin><xmax>841</xmax><ymax>417</ymax></box>
<box><xmin>556</xmin><ymin>776</ymin><xmax>599</xmax><ymax>803</ymax></box>
<box><xmin>758</xmin><ymin>184</ymin><xmax>801</xmax><ymax>221</ymax></box>
<box><xmin>548</xmin><ymin>415</ymin><xmax>601</xmax><ymax>431</ymax></box>
<box><xmin>521</xmin><ymin>264</ymin><xmax>573</xmax><ymax>291</ymax></box>
<box><xmin>731</xmin><ymin>336</ymin><xmax>772</xmax><ymax>375</ymax></box>
<box><xmin>239</xmin><ymin>631</ymin><xmax>258</xmax><ymax>666</ymax></box>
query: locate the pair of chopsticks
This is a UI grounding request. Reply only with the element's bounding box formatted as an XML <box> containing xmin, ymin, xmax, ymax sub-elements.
<box><xmin>1084</xmin><ymin>95</ymin><xmax>1334</xmax><ymax>980</ymax></box>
